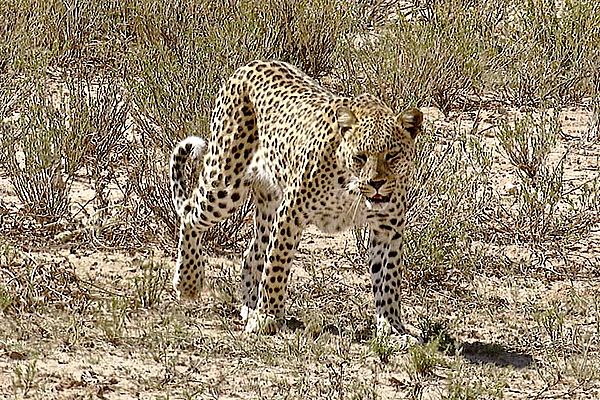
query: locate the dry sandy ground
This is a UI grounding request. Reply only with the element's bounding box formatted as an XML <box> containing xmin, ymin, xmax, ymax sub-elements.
<box><xmin>1</xmin><ymin>106</ymin><xmax>599</xmax><ymax>399</ymax></box>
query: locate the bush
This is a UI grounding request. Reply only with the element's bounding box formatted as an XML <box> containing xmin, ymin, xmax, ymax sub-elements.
<box><xmin>492</xmin><ymin>0</ymin><xmax>600</xmax><ymax>107</ymax></box>
<box><xmin>0</xmin><ymin>0</ymin><xmax>135</xmax><ymax>73</ymax></box>
<box><xmin>1</xmin><ymin>77</ymin><xmax>75</xmax><ymax>222</ymax></box>
<box><xmin>494</xmin><ymin>111</ymin><xmax>597</xmax><ymax>243</ymax></box>
<box><xmin>336</xmin><ymin>0</ymin><xmax>498</xmax><ymax>113</ymax></box>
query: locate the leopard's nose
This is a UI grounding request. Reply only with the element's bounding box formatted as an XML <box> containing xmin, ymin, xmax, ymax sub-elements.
<box><xmin>369</xmin><ymin>179</ymin><xmax>386</xmax><ymax>190</ymax></box>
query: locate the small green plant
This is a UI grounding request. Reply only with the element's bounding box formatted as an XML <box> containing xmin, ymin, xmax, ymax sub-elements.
<box><xmin>568</xmin><ymin>351</ymin><xmax>600</xmax><ymax>388</ymax></box>
<box><xmin>497</xmin><ymin>112</ymin><xmax>559</xmax><ymax>181</ymax></box>
<box><xmin>64</xmin><ymin>75</ymin><xmax>130</xmax><ymax>208</ymax></box>
<box><xmin>405</xmin><ymin>339</ymin><xmax>443</xmax><ymax>377</ymax></box>
<box><xmin>133</xmin><ymin>260</ymin><xmax>169</xmax><ymax>309</ymax></box>
<box><xmin>0</xmin><ymin>285</ymin><xmax>13</xmax><ymax>311</ymax></box>
<box><xmin>12</xmin><ymin>359</ymin><xmax>38</xmax><ymax>397</ymax></box>
<box><xmin>495</xmin><ymin>111</ymin><xmax>595</xmax><ymax>243</ymax></box>
<box><xmin>369</xmin><ymin>334</ymin><xmax>399</xmax><ymax>364</ymax></box>
<box><xmin>445</xmin><ymin>360</ymin><xmax>506</xmax><ymax>400</ymax></box>
<box><xmin>2</xmin><ymin>80</ymin><xmax>72</xmax><ymax>222</ymax></box>
<box><xmin>418</xmin><ymin>318</ymin><xmax>456</xmax><ymax>354</ymax></box>
<box><xmin>99</xmin><ymin>297</ymin><xmax>129</xmax><ymax>344</ymax></box>
<box><xmin>535</xmin><ymin>301</ymin><xmax>566</xmax><ymax>344</ymax></box>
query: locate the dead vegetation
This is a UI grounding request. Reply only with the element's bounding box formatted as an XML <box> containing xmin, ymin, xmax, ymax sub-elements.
<box><xmin>0</xmin><ymin>0</ymin><xmax>599</xmax><ymax>398</ymax></box>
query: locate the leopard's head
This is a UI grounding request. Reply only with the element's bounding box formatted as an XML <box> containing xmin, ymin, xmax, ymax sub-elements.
<box><xmin>335</xmin><ymin>94</ymin><xmax>422</xmax><ymax>207</ymax></box>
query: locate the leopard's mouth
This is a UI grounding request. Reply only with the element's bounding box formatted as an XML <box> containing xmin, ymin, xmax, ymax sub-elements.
<box><xmin>367</xmin><ymin>194</ymin><xmax>391</xmax><ymax>204</ymax></box>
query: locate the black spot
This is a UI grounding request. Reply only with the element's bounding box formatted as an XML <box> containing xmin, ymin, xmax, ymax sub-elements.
<box><xmin>241</xmin><ymin>105</ymin><xmax>253</xmax><ymax>116</ymax></box>
<box><xmin>371</xmin><ymin>262</ymin><xmax>382</xmax><ymax>274</ymax></box>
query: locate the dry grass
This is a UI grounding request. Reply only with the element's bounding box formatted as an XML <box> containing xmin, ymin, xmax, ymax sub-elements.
<box><xmin>1</xmin><ymin>0</ymin><xmax>599</xmax><ymax>398</ymax></box>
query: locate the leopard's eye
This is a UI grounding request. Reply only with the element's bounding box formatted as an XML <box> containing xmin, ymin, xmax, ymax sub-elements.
<box><xmin>384</xmin><ymin>151</ymin><xmax>400</xmax><ymax>162</ymax></box>
<box><xmin>353</xmin><ymin>154</ymin><xmax>367</xmax><ymax>165</ymax></box>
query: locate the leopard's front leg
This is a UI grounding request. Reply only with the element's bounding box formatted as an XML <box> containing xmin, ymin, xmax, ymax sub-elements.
<box><xmin>245</xmin><ymin>193</ymin><xmax>303</xmax><ymax>334</ymax></box>
<box><xmin>368</xmin><ymin>223</ymin><xmax>421</xmax><ymax>344</ymax></box>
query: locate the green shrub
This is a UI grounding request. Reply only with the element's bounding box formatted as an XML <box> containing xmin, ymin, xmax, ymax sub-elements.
<box><xmin>0</xmin><ymin>0</ymin><xmax>135</xmax><ymax>72</ymax></box>
<box><xmin>1</xmin><ymin>78</ymin><xmax>74</xmax><ymax>222</ymax></box>
<box><xmin>493</xmin><ymin>0</ymin><xmax>600</xmax><ymax>107</ymax></box>
<box><xmin>496</xmin><ymin>111</ymin><xmax>596</xmax><ymax>243</ymax></box>
<box><xmin>336</xmin><ymin>0</ymin><xmax>497</xmax><ymax>113</ymax></box>
<box><xmin>404</xmin><ymin>131</ymin><xmax>493</xmax><ymax>287</ymax></box>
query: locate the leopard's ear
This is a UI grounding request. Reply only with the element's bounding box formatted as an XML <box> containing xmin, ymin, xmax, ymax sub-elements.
<box><xmin>398</xmin><ymin>107</ymin><xmax>423</xmax><ymax>139</ymax></box>
<box><xmin>336</xmin><ymin>106</ymin><xmax>357</xmax><ymax>135</ymax></box>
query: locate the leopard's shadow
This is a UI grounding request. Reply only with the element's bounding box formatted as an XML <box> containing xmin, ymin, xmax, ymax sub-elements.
<box><xmin>460</xmin><ymin>341</ymin><xmax>533</xmax><ymax>369</ymax></box>
<box><xmin>283</xmin><ymin>317</ymin><xmax>532</xmax><ymax>369</ymax></box>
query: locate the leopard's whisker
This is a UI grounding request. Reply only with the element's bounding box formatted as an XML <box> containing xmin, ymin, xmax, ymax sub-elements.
<box><xmin>351</xmin><ymin>192</ymin><xmax>364</xmax><ymax>222</ymax></box>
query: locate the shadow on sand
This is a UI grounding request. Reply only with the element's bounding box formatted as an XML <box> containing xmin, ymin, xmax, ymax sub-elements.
<box><xmin>460</xmin><ymin>341</ymin><xmax>533</xmax><ymax>369</ymax></box>
<box><xmin>284</xmin><ymin>317</ymin><xmax>533</xmax><ymax>370</ymax></box>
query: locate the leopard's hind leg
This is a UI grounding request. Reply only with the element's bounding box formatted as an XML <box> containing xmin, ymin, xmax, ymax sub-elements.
<box><xmin>171</xmin><ymin>79</ymin><xmax>258</xmax><ymax>299</ymax></box>
<box><xmin>240</xmin><ymin>176</ymin><xmax>281</xmax><ymax>320</ymax></box>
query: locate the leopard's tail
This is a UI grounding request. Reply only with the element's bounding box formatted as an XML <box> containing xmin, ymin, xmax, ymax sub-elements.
<box><xmin>169</xmin><ymin>136</ymin><xmax>207</xmax><ymax>217</ymax></box>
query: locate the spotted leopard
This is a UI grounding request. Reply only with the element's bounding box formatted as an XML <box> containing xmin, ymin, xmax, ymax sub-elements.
<box><xmin>170</xmin><ymin>60</ymin><xmax>423</xmax><ymax>339</ymax></box>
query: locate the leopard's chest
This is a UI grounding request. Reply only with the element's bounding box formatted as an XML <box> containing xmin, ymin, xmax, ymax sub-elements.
<box><xmin>309</xmin><ymin>206</ymin><xmax>365</xmax><ymax>233</ymax></box>
<box><xmin>302</xmin><ymin>175</ymin><xmax>367</xmax><ymax>234</ymax></box>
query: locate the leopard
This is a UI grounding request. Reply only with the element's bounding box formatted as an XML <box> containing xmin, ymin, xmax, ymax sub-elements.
<box><xmin>169</xmin><ymin>60</ymin><xmax>423</xmax><ymax>340</ymax></box>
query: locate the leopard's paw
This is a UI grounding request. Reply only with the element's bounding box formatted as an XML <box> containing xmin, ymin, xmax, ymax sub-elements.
<box><xmin>376</xmin><ymin>316</ymin><xmax>422</xmax><ymax>348</ymax></box>
<box><xmin>244</xmin><ymin>309</ymin><xmax>282</xmax><ymax>334</ymax></box>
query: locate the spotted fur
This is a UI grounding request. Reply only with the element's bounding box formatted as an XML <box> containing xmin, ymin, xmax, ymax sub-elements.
<box><xmin>170</xmin><ymin>60</ymin><xmax>423</xmax><ymax>337</ymax></box>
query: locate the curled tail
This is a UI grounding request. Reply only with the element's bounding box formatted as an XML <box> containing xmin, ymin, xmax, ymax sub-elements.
<box><xmin>169</xmin><ymin>136</ymin><xmax>207</xmax><ymax>217</ymax></box>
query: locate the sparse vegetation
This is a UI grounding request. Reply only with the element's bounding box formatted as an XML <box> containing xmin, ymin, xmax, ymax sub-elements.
<box><xmin>1</xmin><ymin>0</ymin><xmax>599</xmax><ymax>398</ymax></box>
